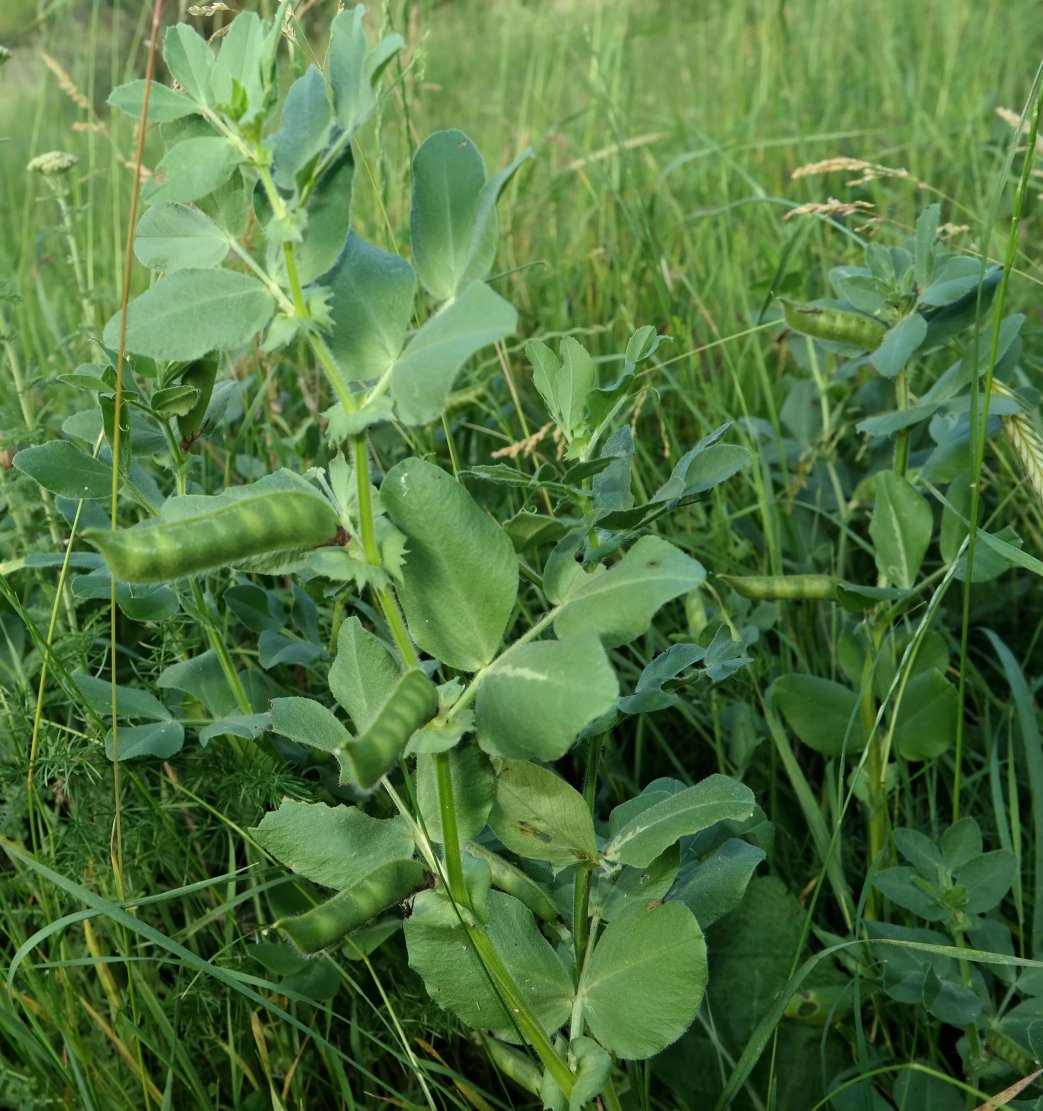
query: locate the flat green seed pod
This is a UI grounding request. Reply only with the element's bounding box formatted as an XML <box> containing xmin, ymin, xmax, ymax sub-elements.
<box><xmin>780</xmin><ymin>299</ymin><xmax>887</xmax><ymax>351</ymax></box>
<box><xmin>85</xmin><ymin>490</ymin><xmax>339</xmax><ymax>583</ymax></box>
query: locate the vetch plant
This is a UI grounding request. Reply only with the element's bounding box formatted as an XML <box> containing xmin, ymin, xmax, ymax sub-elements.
<box><xmin>727</xmin><ymin>205</ymin><xmax>1036</xmax><ymax>914</ymax></box>
<box><xmin>10</xmin><ymin>5</ymin><xmax>765</xmax><ymax>1105</ymax></box>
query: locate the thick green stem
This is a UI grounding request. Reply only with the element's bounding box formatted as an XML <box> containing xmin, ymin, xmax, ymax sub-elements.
<box><xmin>859</xmin><ymin>633</ymin><xmax>886</xmax><ymax>921</ymax></box>
<box><xmin>435</xmin><ymin>753</ymin><xmax>468</xmax><ymax>904</ymax></box>
<box><xmin>467</xmin><ymin>926</ymin><xmax>575</xmax><ymax>1098</ymax></box>
<box><xmin>573</xmin><ymin>732</ymin><xmax>604</xmax><ymax>971</ymax></box>
<box><xmin>893</xmin><ymin>368</ymin><xmax>910</xmax><ymax>479</ymax></box>
<box><xmin>348</xmin><ymin>427</ymin><xmax>570</xmax><ymax>1092</ymax></box>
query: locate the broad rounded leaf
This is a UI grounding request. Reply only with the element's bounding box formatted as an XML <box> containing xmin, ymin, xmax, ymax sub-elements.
<box><xmin>382</xmin><ymin>457</ymin><xmax>518</xmax><ymax>671</ymax></box>
<box><xmin>323</xmin><ymin>233</ymin><xmax>416</xmax><ymax>382</ymax></box>
<box><xmin>476</xmin><ymin>633</ymin><xmax>618</xmax><ymax>760</ymax></box>
<box><xmin>134</xmin><ymin>203</ymin><xmax>230</xmax><ymax>271</ymax></box>
<box><xmin>405</xmin><ymin>890</ymin><xmax>573</xmax><ymax>1041</ymax></box>
<box><xmin>772</xmin><ymin>674</ymin><xmax>865</xmax><ymax>757</ymax></box>
<box><xmin>410</xmin><ymin>129</ymin><xmax>488</xmax><ymax>300</ymax></box>
<box><xmin>489</xmin><ymin>759</ymin><xmax>597</xmax><ymax>866</ymax></box>
<box><xmin>143</xmin><ymin>136</ymin><xmax>240</xmax><ymax>206</ymax></box>
<box><xmin>390</xmin><ymin>281</ymin><xmax>517</xmax><ymax>426</ymax></box>
<box><xmin>103</xmin><ymin>269</ymin><xmax>275</xmax><ymax>361</ymax></box>
<box><xmin>251</xmin><ymin>799</ymin><xmax>414</xmax><ymax>890</ymax></box>
<box><xmin>553</xmin><ymin>535</ymin><xmax>705</xmax><ymax>648</ymax></box>
<box><xmin>580</xmin><ymin>901</ymin><xmax>707</xmax><ymax>1059</ymax></box>
<box><xmin>14</xmin><ymin>441</ymin><xmax>113</xmax><ymax>500</ymax></box>
<box><xmin>892</xmin><ymin>668</ymin><xmax>958</xmax><ymax>761</ymax></box>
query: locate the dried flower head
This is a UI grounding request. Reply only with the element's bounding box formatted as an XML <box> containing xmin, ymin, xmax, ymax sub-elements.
<box><xmin>791</xmin><ymin>157</ymin><xmax>912</xmax><ymax>187</ymax></box>
<box><xmin>992</xmin><ymin>380</ymin><xmax>1043</xmax><ymax>513</ymax></box>
<box><xmin>27</xmin><ymin>150</ymin><xmax>78</xmax><ymax>176</ymax></box>
<box><xmin>783</xmin><ymin>197</ymin><xmax>875</xmax><ymax>222</ymax></box>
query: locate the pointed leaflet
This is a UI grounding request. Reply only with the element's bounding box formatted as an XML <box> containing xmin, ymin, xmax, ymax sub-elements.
<box><xmin>405</xmin><ymin>890</ymin><xmax>573</xmax><ymax>1041</ymax></box>
<box><xmin>553</xmin><ymin>535</ymin><xmax>705</xmax><ymax>648</ymax></box>
<box><xmin>294</xmin><ymin>145</ymin><xmax>355</xmax><ymax>285</ymax></box>
<box><xmin>107</xmin><ymin>81</ymin><xmax>200</xmax><ymax>123</ymax></box>
<box><xmin>381</xmin><ymin>457</ymin><xmax>518</xmax><ymax>671</ymax></box>
<box><xmin>528</xmin><ymin>337</ymin><xmax>595</xmax><ymax>446</ymax></box>
<box><xmin>464</xmin><ymin>147</ymin><xmax>532</xmax><ymax>289</ymax></box>
<box><xmin>602</xmin><ymin>774</ymin><xmax>755</xmax><ymax>868</ymax></box>
<box><xmin>579</xmin><ymin>901</ymin><xmax>707</xmax><ymax>1059</ymax></box>
<box><xmin>328</xmin><ymin>617</ymin><xmax>401</xmax><ymax>733</ymax></box>
<box><xmin>270</xmin><ymin>696</ymin><xmax>350</xmax><ymax>753</ymax></box>
<box><xmin>323</xmin><ymin>233</ymin><xmax>416</xmax><ymax>383</ymax></box>
<box><xmin>163</xmin><ymin>23</ymin><xmax>215</xmax><ymax>104</ymax></box>
<box><xmin>870</xmin><ymin>470</ymin><xmax>932</xmax><ymax>588</ymax></box>
<box><xmin>142</xmin><ymin>137</ymin><xmax>240</xmax><ymax>206</ymax></box>
<box><xmin>211</xmin><ymin>10</ymin><xmax>266</xmax><ymax>124</ymax></box>
<box><xmin>389</xmin><ymin>280</ymin><xmax>516</xmax><ymax>426</ymax></box>
<box><xmin>251</xmin><ymin>798</ymin><xmax>414</xmax><ymax>890</ymax></box>
<box><xmin>871</xmin><ymin>312</ymin><xmax>928</xmax><ymax>378</ymax></box>
<box><xmin>652</xmin><ymin>423</ymin><xmax>749</xmax><ymax>503</ymax></box>
<box><xmin>269</xmin><ymin>65</ymin><xmax>333</xmax><ymax>192</ymax></box>
<box><xmin>328</xmin><ymin>6</ymin><xmax>403</xmax><ymax>138</ymax></box>
<box><xmin>134</xmin><ymin>204</ymin><xmax>231</xmax><ymax>272</ymax></box>
<box><xmin>103</xmin><ymin>269</ymin><xmax>274</xmax><ymax>361</ymax></box>
<box><xmin>476</xmin><ymin>633</ymin><xmax>618</xmax><ymax>761</ymax></box>
<box><xmin>105</xmin><ymin>722</ymin><xmax>184</xmax><ymax>761</ymax></box>
<box><xmin>14</xmin><ymin>441</ymin><xmax>113</xmax><ymax>500</ymax></box>
<box><xmin>489</xmin><ymin>760</ymin><xmax>598</xmax><ymax>866</ymax></box>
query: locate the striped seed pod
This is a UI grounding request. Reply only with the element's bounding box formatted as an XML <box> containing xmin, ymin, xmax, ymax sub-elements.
<box><xmin>84</xmin><ymin>489</ymin><xmax>339</xmax><ymax>583</ymax></box>
<box><xmin>780</xmin><ymin>299</ymin><xmax>887</xmax><ymax>351</ymax></box>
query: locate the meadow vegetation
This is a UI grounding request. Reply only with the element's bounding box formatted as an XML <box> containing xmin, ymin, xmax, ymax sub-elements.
<box><xmin>2</xmin><ymin>1</ymin><xmax>1043</xmax><ymax>1108</ymax></box>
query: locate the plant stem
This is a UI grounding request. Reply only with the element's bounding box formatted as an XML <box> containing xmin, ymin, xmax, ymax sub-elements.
<box><xmin>467</xmin><ymin>925</ymin><xmax>575</xmax><ymax>1099</ymax></box>
<box><xmin>573</xmin><ymin>732</ymin><xmax>604</xmax><ymax>970</ymax></box>
<box><xmin>893</xmin><ymin>367</ymin><xmax>910</xmax><ymax>479</ymax></box>
<box><xmin>435</xmin><ymin>753</ymin><xmax>468</xmax><ymax>903</ymax></box>
<box><xmin>859</xmin><ymin>629</ymin><xmax>886</xmax><ymax>921</ymax></box>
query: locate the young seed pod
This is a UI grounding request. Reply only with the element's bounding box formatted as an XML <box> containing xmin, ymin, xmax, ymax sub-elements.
<box><xmin>84</xmin><ymin>490</ymin><xmax>339</xmax><ymax>583</ymax></box>
<box><xmin>984</xmin><ymin>1027</ymin><xmax>1039</xmax><ymax>1074</ymax></box>
<box><xmin>339</xmin><ymin>669</ymin><xmax>440</xmax><ymax>789</ymax></box>
<box><xmin>719</xmin><ymin>574</ymin><xmax>840</xmax><ymax>602</ymax></box>
<box><xmin>780</xmin><ymin>299</ymin><xmax>887</xmax><ymax>351</ymax></box>
<box><xmin>274</xmin><ymin>859</ymin><xmax>429</xmax><ymax>956</ymax></box>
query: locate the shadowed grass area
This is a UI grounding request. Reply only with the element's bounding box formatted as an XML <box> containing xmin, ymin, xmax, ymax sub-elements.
<box><xmin>1</xmin><ymin>1</ymin><xmax>1043</xmax><ymax>1107</ymax></box>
